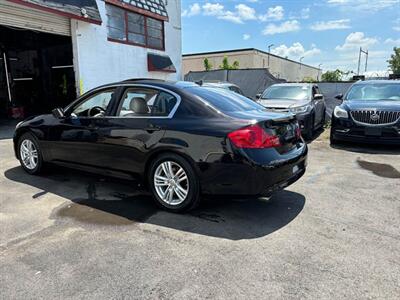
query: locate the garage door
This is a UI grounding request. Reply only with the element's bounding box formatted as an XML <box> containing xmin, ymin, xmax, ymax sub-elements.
<box><xmin>0</xmin><ymin>0</ymin><xmax>71</xmax><ymax>36</ymax></box>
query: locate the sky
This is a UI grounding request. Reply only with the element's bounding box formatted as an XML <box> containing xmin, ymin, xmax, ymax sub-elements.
<box><xmin>181</xmin><ymin>0</ymin><xmax>400</xmax><ymax>75</ymax></box>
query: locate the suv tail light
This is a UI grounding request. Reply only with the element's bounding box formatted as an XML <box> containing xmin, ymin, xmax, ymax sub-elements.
<box><xmin>228</xmin><ymin>124</ymin><xmax>281</xmax><ymax>149</ymax></box>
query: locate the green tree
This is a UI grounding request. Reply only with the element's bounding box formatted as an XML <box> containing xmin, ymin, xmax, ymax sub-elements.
<box><xmin>302</xmin><ymin>76</ymin><xmax>316</xmax><ymax>83</ymax></box>
<box><xmin>321</xmin><ymin>69</ymin><xmax>344</xmax><ymax>82</ymax></box>
<box><xmin>219</xmin><ymin>56</ymin><xmax>240</xmax><ymax>70</ymax></box>
<box><xmin>388</xmin><ymin>47</ymin><xmax>400</xmax><ymax>74</ymax></box>
<box><xmin>203</xmin><ymin>58</ymin><xmax>213</xmax><ymax>71</ymax></box>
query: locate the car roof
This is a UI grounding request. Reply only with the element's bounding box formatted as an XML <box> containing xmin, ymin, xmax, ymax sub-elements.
<box><xmin>202</xmin><ymin>82</ymin><xmax>237</xmax><ymax>88</ymax></box>
<box><xmin>352</xmin><ymin>80</ymin><xmax>400</xmax><ymax>85</ymax></box>
<box><xmin>270</xmin><ymin>83</ymin><xmax>313</xmax><ymax>88</ymax></box>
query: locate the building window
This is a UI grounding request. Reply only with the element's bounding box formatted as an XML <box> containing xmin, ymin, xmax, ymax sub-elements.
<box><xmin>106</xmin><ymin>4</ymin><xmax>164</xmax><ymax>51</ymax></box>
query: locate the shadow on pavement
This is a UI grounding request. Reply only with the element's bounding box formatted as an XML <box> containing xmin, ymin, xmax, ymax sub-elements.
<box><xmin>4</xmin><ymin>166</ymin><xmax>306</xmax><ymax>240</ymax></box>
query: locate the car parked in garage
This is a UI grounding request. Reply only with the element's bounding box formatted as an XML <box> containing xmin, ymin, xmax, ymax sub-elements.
<box><xmin>330</xmin><ymin>80</ymin><xmax>400</xmax><ymax>145</ymax></box>
<box><xmin>14</xmin><ymin>79</ymin><xmax>307</xmax><ymax>212</ymax></box>
<box><xmin>256</xmin><ymin>83</ymin><xmax>326</xmax><ymax>140</ymax></box>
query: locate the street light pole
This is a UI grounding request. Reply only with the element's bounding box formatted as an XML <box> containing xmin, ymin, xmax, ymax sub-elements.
<box><xmin>299</xmin><ymin>57</ymin><xmax>304</xmax><ymax>82</ymax></box>
<box><xmin>318</xmin><ymin>63</ymin><xmax>322</xmax><ymax>81</ymax></box>
<box><xmin>267</xmin><ymin>44</ymin><xmax>274</xmax><ymax>68</ymax></box>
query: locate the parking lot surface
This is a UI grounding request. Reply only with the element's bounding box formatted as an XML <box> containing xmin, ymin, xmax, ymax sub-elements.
<box><xmin>1</xmin><ymin>128</ymin><xmax>399</xmax><ymax>299</ymax></box>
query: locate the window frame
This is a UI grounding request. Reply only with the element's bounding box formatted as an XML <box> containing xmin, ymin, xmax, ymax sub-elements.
<box><xmin>113</xmin><ymin>85</ymin><xmax>181</xmax><ymax>119</ymax></box>
<box><xmin>65</xmin><ymin>88</ymin><xmax>118</xmax><ymax>119</ymax></box>
<box><xmin>106</xmin><ymin>4</ymin><xmax>165</xmax><ymax>51</ymax></box>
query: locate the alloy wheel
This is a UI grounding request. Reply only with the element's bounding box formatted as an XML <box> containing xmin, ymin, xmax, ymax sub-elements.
<box><xmin>154</xmin><ymin>161</ymin><xmax>189</xmax><ymax>205</ymax></box>
<box><xmin>20</xmin><ymin>139</ymin><xmax>38</xmax><ymax>170</ymax></box>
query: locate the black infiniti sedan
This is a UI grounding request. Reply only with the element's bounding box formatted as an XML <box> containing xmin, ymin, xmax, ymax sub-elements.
<box><xmin>331</xmin><ymin>80</ymin><xmax>400</xmax><ymax>145</ymax></box>
<box><xmin>14</xmin><ymin>79</ymin><xmax>307</xmax><ymax>212</ymax></box>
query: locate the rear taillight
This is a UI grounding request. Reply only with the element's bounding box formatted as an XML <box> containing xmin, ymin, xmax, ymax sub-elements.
<box><xmin>228</xmin><ymin>124</ymin><xmax>281</xmax><ymax>149</ymax></box>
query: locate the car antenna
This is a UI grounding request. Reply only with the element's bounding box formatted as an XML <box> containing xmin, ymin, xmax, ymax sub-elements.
<box><xmin>195</xmin><ymin>80</ymin><xmax>203</xmax><ymax>86</ymax></box>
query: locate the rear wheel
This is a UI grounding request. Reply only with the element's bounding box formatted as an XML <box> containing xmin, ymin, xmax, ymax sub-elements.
<box><xmin>148</xmin><ymin>154</ymin><xmax>200</xmax><ymax>212</ymax></box>
<box><xmin>18</xmin><ymin>133</ymin><xmax>44</xmax><ymax>175</ymax></box>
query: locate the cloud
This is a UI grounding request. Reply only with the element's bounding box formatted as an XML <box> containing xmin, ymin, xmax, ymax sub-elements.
<box><xmin>181</xmin><ymin>3</ymin><xmax>201</xmax><ymax>17</ymax></box>
<box><xmin>202</xmin><ymin>3</ymin><xmax>224</xmax><ymax>16</ymax></box>
<box><xmin>384</xmin><ymin>38</ymin><xmax>400</xmax><ymax>44</ymax></box>
<box><xmin>310</xmin><ymin>19</ymin><xmax>351</xmax><ymax>31</ymax></box>
<box><xmin>235</xmin><ymin>4</ymin><xmax>257</xmax><ymax>21</ymax></box>
<box><xmin>262</xmin><ymin>20</ymin><xmax>300</xmax><ymax>35</ymax></box>
<box><xmin>201</xmin><ymin>3</ymin><xmax>256</xmax><ymax>24</ymax></box>
<box><xmin>259</xmin><ymin>6</ymin><xmax>284</xmax><ymax>22</ymax></box>
<box><xmin>335</xmin><ymin>32</ymin><xmax>377</xmax><ymax>51</ymax></box>
<box><xmin>326</xmin><ymin>0</ymin><xmax>400</xmax><ymax>12</ymax></box>
<box><xmin>272</xmin><ymin>42</ymin><xmax>321</xmax><ymax>59</ymax></box>
<box><xmin>243</xmin><ymin>34</ymin><xmax>251</xmax><ymax>40</ymax></box>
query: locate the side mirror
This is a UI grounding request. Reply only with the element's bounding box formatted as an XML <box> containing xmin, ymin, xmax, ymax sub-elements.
<box><xmin>52</xmin><ymin>108</ymin><xmax>65</xmax><ymax>119</ymax></box>
<box><xmin>335</xmin><ymin>93</ymin><xmax>343</xmax><ymax>100</ymax></box>
<box><xmin>256</xmin><ymin>93</ymin><xmax>262</xmax><ymax>100</ymax></box>
<box><xmin>314</xmin><ymin>93</ymin><xmax>323</xmax><ymax>100</ymax></box>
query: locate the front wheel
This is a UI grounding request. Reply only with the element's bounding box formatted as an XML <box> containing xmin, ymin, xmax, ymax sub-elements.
<box><xmin>304</xmin><ymin>115</ymin><xmax>315</xmax><ymax>140</ymax></box>
<box><xmin>18</xmin><ymin>133</ymin><xmax>44</xmax><ymax>175</ymax></box>
<box><xmin>148</xmin><ymin>154</ymin><xmax>200</xmax><ymax>213</ymax></box>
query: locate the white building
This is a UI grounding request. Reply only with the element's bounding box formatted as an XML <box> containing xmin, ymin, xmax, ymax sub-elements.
<box><xmin>0</xmin><ymin>0</ymin><xmax>182</xmax><ymax>119</ymax></box>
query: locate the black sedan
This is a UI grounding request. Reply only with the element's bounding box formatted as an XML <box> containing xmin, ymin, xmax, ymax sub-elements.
<box><xmin>331</xmin><ymin>80</ymin><xmax>400</xmax><ymax>145</ymax></box>
<box><xmin>14</xmin><ymin>79</ymin><xmax>307</xmax><ymax>212</ymax></box>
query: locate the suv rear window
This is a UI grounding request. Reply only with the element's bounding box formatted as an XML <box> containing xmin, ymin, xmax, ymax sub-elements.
<box><xmin>188</xmin><ymin>87</ymin><xmax>264</xmax><ymax>112</ymax></box>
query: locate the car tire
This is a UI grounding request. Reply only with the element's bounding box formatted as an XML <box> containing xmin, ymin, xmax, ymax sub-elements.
<box><xmin>148</xmin><ymin>153</ymin><xmax>201</xmax><ymax>213</ymax></box>
<box><xmin>330</xmin><ymin>126</ymin><xmax>338</xmax><ymax>145</ymax></box>
<box><xmin>18</xmin><ymin>132</ymin><xmax>44</xmax><ymax>175</ymax></box>
<box><xmin>304</xmin><ymin>114</ymin><xmax>315</xmax><ymax>140</ymax></box>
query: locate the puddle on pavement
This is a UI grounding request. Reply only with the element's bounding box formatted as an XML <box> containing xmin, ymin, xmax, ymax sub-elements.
<box><xmin>54</xmin><ymin>194</ymin><xmax>158</xmax><ymax>226</ymax></box>
<box><xmin>357</xmin><ymin>159</ymin><xmax>400</xmax><ymax>179</ymax></box>
<box><xmin>57</xmin><ymin>202</ymin><xmax>134</xmax><ymax>225</ymax></box>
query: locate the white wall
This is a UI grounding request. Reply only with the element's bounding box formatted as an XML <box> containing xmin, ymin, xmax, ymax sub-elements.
<box><xmin>72</xmin><ymin>0</ymin><xmax>182</xmax><ymax>94</ymax></box>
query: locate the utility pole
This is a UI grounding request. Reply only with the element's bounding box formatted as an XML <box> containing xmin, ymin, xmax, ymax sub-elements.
<box><xmin>267</xmin><ymin>44</ymin><xmax>274</xmax><ymax>68</ymax></box>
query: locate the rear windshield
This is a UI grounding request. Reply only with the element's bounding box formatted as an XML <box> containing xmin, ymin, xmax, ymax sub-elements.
<box><xmin>187</xmin><ymin>87</ymin><xmax>265</xmax><ymax>112</ymax></box>
<box><xmin>346</xmin><ymin>83</ymin><xmax>400</xmax><ymax>101</ymax></box>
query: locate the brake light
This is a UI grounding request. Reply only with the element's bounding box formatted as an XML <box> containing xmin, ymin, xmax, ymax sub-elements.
<box><xmin>228</xmin><ymin>124</ymin><xmax>281</xmax><ymax>148</ymax></box>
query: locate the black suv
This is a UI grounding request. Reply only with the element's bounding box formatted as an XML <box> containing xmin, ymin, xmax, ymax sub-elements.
<box><xmin>331</xmin><ymin>80</ymin><xmax>400</xmax><ymax>145</ymax></box>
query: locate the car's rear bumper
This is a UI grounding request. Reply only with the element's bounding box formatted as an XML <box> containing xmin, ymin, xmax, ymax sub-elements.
<box><xmin>199</xmin><ymin>143</ymin><xmax>307</xmax><ymax>196</ymax></box>
<box><xmin>331</xmin><ymin>117</ymin><xmax>400</xmax><ymax>145</ymax></box>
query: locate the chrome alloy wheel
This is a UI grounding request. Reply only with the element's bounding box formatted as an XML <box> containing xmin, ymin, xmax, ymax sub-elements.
<box><xmin>20</xmin><ymin>139</ymin><xmax>38</xmax><ymax>170</ymax></box>
<box><xmin>154</xmin><ymin>161</ymin><xmax>189</xmax><ymax>205</ymax></box>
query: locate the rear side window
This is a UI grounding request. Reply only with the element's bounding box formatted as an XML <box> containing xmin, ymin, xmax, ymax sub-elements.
<box><xmin>188</xmin><ymin>87</ymin><xmax>263</xmax><ymax>112</ymax></box>
<box><xmin>117</xmin><ymin>87</ymin><xmax>177</xmax><ymax>117</ymax></box>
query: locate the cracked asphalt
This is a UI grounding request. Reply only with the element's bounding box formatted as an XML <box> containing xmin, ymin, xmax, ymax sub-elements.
<box><xmin>1</xmin><ymin>127</ymin><xmax>399</xmax><ymax>299</ymax></box>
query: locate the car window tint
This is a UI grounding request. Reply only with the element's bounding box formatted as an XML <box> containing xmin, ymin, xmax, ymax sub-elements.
<box><xmin>72</xmin><ymin>90</ymin><xmax>115</xmax><ymax>117</ymax></box>
<box><xmin>188</xmin><ymin>86</ymin><xmax>264</xmax><ymax>112</ymax></box>
<box><xmin>117</xmin><ymin>88</ymin><xmax>177</xmax><ymax>117</ymax></box>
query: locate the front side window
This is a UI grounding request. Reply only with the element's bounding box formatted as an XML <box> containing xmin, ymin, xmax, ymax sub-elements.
<box><xmin>72</xmin><ymin>89</ymin><xmax>115</xmax><ymax>117</ymax></box>
<box><xmin>106</xmin><ymin>4</ymin><xmax>164</xmax><ymax>50</ymax></box>
<box><xmin>117</xmin><ymin>88</ymin><xmax>177</xmax><ymax>117</ymax></box>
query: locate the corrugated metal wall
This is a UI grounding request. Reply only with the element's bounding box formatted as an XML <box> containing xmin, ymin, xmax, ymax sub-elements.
<box><xmin>0</xmin><ymin>0</ymin><xmax>71</xmax><ymax>36</ymax></box>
